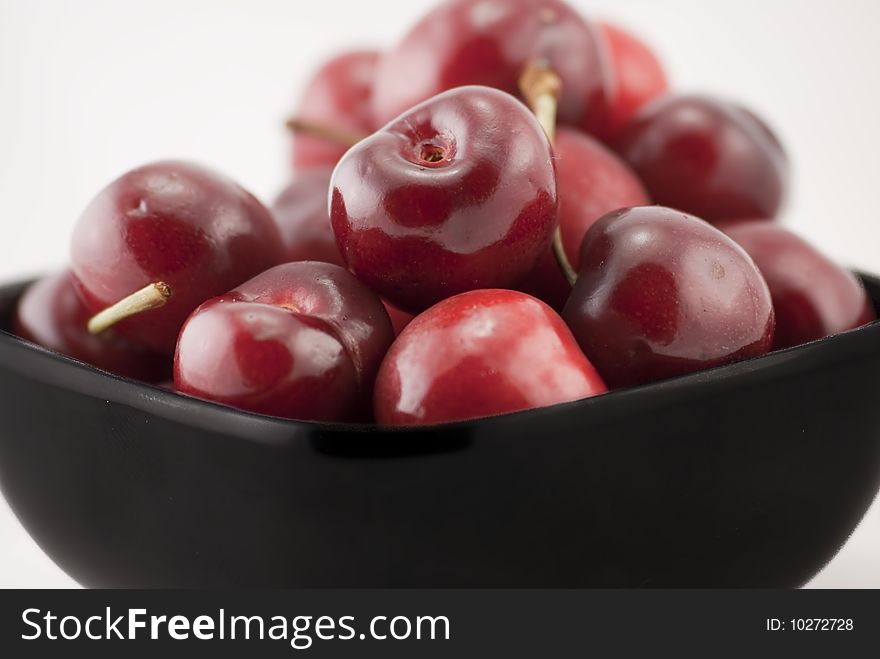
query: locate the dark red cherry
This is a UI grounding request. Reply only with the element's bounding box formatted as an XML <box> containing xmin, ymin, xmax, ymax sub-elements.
<box><xmin>14</xmin><ymin>271</ymin><xmax>169</xmax><ymax>382</ymax></box>
<box><xmin>331</xmin><ymin>85</ymin><xmax>558</xmax><ymax>313</ymax></box>
<box><xmin>174</xmin><ymin>262</ymin><xmax>394</xmax><ymax>421</ymax></box>
<box><xmin>562</xmin><ymin>207</ymin><xmax>775</xmax><ymax>387</ymax></box>
<box><xmin>290</xmin><ymin>50</ymin><xmax>380</xmax><ymax>171</ymax></box>
<box><xmin>519</xmin><ymin>126</ymin><xmax>649</xmax><ymax>309</ymax></box>
<box><xmin>720</xmin><ymin>221</ymin><xmax>875</xmax><ymax>349</ymax></box>
<box><xmin>598</xmin><ymin>20</ymin><xmax>668</xmax><ymax>139</ymax></box>
<box><xmin>371</xmin><ymin>0</ymin><xmax>612</xmax><ymax>135</ymax></box>
<box><xmin>70</xmin><ymin>161</ymin><xmax>285</xmax><ymax>354</ymax></box>
<box><xmin>271</xmin><ymin>168</ymin><xmax>342</xmax><ymax>265</ymax></box>
<box><xmin>374</xmin><ymin>289</ymin><xmax>606</xmax><ymax>426</ymax></box>
<box><xmin>615</xmin><ymin>95</ymin><xmax>788</xmax><ymax>223</ymax></box>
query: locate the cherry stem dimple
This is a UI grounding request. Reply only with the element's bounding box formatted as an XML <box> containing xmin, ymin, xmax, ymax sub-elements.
<box><xmin>420</xmin><ymin>143</ymin><xmax>446</xmax><ymax>163</ymax></box>
<box><xmin>87</xmin><ymin>282</ymin><xmax>172</xmax><ymax>335</ymax></box>
<box><xmin>518</xmin><ymin>59</ymin><xmax>578</xmax><ymax>287</ymax></box>
<box><xmin>285</xmin><ymin>116</ymin><xmax>366</xmax><ymax>149</ymax></box>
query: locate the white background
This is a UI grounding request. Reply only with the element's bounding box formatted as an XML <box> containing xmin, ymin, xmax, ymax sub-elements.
<box><xmin>0</xmin><ymin>0</ymin><xmax>878</xmax><ymax>587</ymax></box>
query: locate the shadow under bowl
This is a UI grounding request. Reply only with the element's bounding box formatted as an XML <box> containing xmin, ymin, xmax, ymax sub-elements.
<box><xmin>0</xmin><ymin>275</ymin><xmax>879</xmax><ymax>588</ymax></box>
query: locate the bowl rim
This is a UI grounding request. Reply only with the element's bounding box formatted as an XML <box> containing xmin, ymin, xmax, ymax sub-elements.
<box><xmin>1</xmin><ymin>272</ymin><xmax>879</xmax><ymax>439</ymax></box>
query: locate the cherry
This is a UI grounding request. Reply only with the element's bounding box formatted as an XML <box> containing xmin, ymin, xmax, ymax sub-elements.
<box><xmin>519</xmin><ymin>126</ymin><xmax>650</xmax><ymax>309</ymax></box>
<box><xmin>598</xmin><ymin>20</ymin><xmax>669</xmax><ymax>139</ymax></box>
<box><xmin>14</xmin><ymin>271</ymin><xmax>169</xmax><ymax>382</ymax></box>
<box><xmin>720</xmin><ymin>221</ymin><xmax>876</xmax><ymax>349</ymax></box>
<box><xmin>289</xmin><ymin>50</ymin><xmax>380</xmax><ymax>171</ymax></box>
<box><xmin>174</xmin><ymin>262</ymin><xmax>394</xmax><ymax>421</ymax></box>
<box><xmin>271</xmin><ymin>168</ymin><xmax>342</xmax><ymax>265</ymax></box>
<box><xmin>615</xmin><ymin>95</ymin><xmax>788</xmax><ymax>223</ymax></box>
<box><xmin>562</xmin><ymin>207</ymin><xmax>775</xmax><ymax>388</ymax></box>
<box><xmin>374</xmin><ymin>289</ymin><xmax>606</xmax><ymax>426</ymax></box>
<box><xmin>331</xmin><ymin>85</ymin><xmax>558</xmax><ymax>313</ymax></box>
<box><xmin>70</xmin><ymin>161</ymin><xmax>285</xmax><ymax>354</ymax></box>
<box><xmin>371</xmin><ymin>0</ymin><xmax>612</xmax><ymax>136</ymax></box>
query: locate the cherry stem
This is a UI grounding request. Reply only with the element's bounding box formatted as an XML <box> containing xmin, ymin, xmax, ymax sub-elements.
<box><xmin>518</xmin><ymin>59</ymin><xmax>578</xmax><ymax>287</ymax></box>
<box><xmin>87</xmin><ymin>282</ymin><xmax>172</xmax><ymax>335</ymax></box>
<box><xmin>285</xmin><ymin>116</ymin><xmax>366</xmax><ymax>149</ymax></box>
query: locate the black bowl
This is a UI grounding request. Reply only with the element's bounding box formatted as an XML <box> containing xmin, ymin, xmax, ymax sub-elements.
<box><xmin>0</xmin><ymin>274</ymin><xmax>879</xmax><ymax>588</ymax></box>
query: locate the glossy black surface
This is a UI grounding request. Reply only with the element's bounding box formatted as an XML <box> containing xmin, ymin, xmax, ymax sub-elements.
<box><xmin>0</xmin><ymin>276</ymin><xmax>879</xmax><ymax>588</ymax></box>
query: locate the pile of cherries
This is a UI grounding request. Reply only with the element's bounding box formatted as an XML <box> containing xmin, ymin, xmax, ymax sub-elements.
<box><xmin>14</xmin><ymin>0</ymin><xmax>876</xmax><ymax>426</ymax></box>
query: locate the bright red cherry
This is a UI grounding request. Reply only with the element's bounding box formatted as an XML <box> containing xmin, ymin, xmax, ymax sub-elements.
<box><xmin>290</xmin><ymin>50</ymin><xmax>380</xmax><ymax>171</ymax></box>
<box><xmin>271</xmin><ymin>168</ymin><xmax>342</xmax><ymax>265</ymax></box>
<box><xmin>598</xmin><ymin>20</ymin><xmax>669</xmax><ymax>139</ymax></box>
<box><xmin>374</xmin><ymin>289</ymin><xmax>606</xmax><ymax>425</ymax></box>
<box><xmin>615</xmin><ymin>95</ymin><xmax>788</xmax><ymax>223</ymax></box>
<box><xmin>720</xmin><ymin>221</ymin><xmax>875</xmax><ymax>349</ymax></box>
<box><xmin>371</xmin><ymin>0</ymin><xmax>612</xmax><ymax>135</ymax></box>
<box><xmin>70</xmin><ymin>161</ymin><xmax>285</xmax><ymax>354</ymax></box>
<box><xmin>562</xmin><ymin>207</ymin><xmax>775</xmax><ymax>388</ymax></box>
<box><xmin>519</xmin><ymin>127</ymin><xmax>649</xmax><ymax>309</ymax></box>
<box><xmin>331</xmin><ymin>85</ymin><xmax>558</xmax><ymax>313</ymax></box>
<box><xmin>174</xmin><ymin>262</ymin><xmax>394</xmax><ymax>421</ymax></box>
<box><xmin>14</xmin><ymin>271</ymin><xmax>169</xmax><ymax>382</ymax></box>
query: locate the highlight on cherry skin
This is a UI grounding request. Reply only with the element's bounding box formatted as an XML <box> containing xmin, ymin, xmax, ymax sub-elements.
<box><xmin>562</xmin><ymin>206</ymin><xmax>776</xmax><ymax>388</ymax></box>
<box><xmin>720</xmin><ymin>220</ymin><xmax>876</xmax><ymax>350</ymax></box>
<box><xmin>371</xmin><ymin>0</ymin><xmax>612</xmax><ymax>136</ymax></box>
<box><xmin>614</xmin><ymin>95</ymin><xmax>789</xmax><ymax>224</ymax></box>
<box><xmin>174</xmin><ymin>262</ymin><xmax>394</xmax><ymax>422</ymax></box>
<box><xmin>518</xmin><ymin>126</ymin><xmax>650</xmax><ymax>310</ymax></box>
<box><xmin>289</xmin><ymin>50</ymin><xmax>380</xmax><ymax>171</ymax></box>
<box><xmin>14</xmin><ymin>271</ymin><xmax>170</xmax><ymax>383</ymax></box>
<box><xmin>374</xmin><ymin>289</ymin><xmax>607</xmax><ymax>427</ymax></box>
<box><xmin>331</xmin><ymin>85</ymin><xmax>559</xmax><ymax>314</ymax></box>
<box><xmin>70</xmin><ymin>160</ymin><xmax>286</xmax><ymax>355</ymax></box>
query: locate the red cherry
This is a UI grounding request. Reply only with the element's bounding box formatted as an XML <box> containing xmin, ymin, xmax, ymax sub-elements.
<box><xmin>374</xmin><ymin>289</ymin><xmax>606</xmax><ymax>426</ymax></box>
<box><xmin>290</xmin><ymin>50</ymin><xmax>380</xmax><ymax>171</ymax></box>
<box><xmin>331</xmin><ymin>85</ymin><xmax>558</xmax><ymax>313</ymax></box>
<box><xmin>598</xmin><ymin>20</ymin><xmax>669</xmax><ymax>139</ymax></box>
<box><xmin>14</xmin><ymin>271</ymin><xmax>169</xmax><ymax>382</ymax></box>
<box><xmin>615</xmin><ymin>95</ymin><xmax>788</xmax><ymax>224</ymax></box>
<box><xmin>70</xmin><ymin>161</ymin><xmax>285</xmax><ymax>354</ymax></box>
<box><xmin>562</xmin><ymin>207</ymin><xmax>775</xmax><ymax>387</ymax></box>
<box><xmin>519</xmin><ymin>127</ymin><xmax>650</xmax><ymax>309</ymax></box>
<box><xmin>720</xmin><ymin>221</ymin><xmax>876</xmax><ymax>349</ymax></box>
<box><xmin>174</xmin><ymin>262</ymin><xmax>394</xmax><ymax>421</ymax></box>
<box><xmin>271</xmin><ymin>168</ymin><xmax>342</xmax><ymax>266</ymax></box>
<box><xmin>371</xmin><ymin>0</ymin><xmax>612</xmax><ymax>135</ymax></box>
